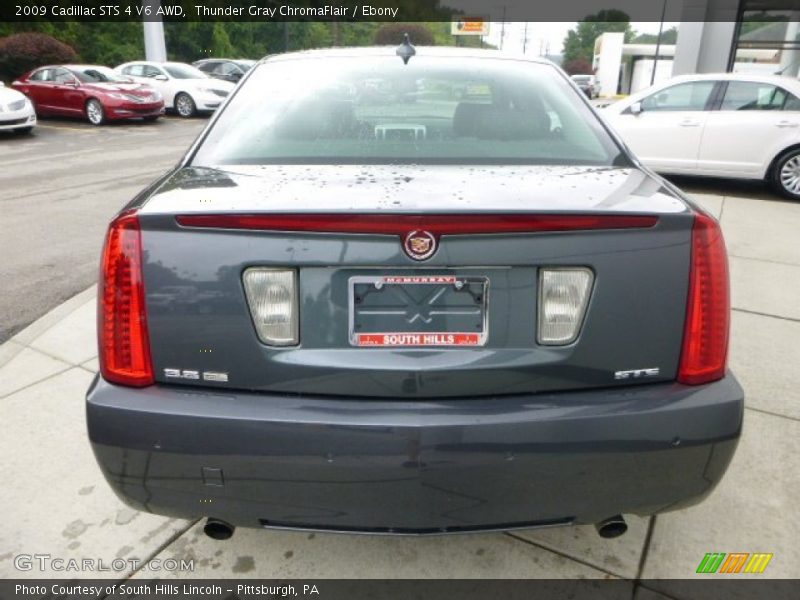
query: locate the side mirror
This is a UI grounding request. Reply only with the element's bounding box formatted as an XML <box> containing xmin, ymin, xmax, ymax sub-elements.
<box><xmin>630</xmin><ymin>101</ymin><xmax>643</xmax><ymax>115</ymax></box>
<box><xmin>154</xmin><ymin>74</ymin><xmax>168</xmax><ymax>81</ymax></box>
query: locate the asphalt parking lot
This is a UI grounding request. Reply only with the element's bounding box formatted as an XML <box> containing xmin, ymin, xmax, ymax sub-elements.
<box><xmin>0</xmin><ymin>116</ymin><xmax>207</xmax><ymax>343</ymax></box>
<box><xmin>0</xmin><ymin>119</ymin><xmax>798</xmax><ymax>595</ymax></box>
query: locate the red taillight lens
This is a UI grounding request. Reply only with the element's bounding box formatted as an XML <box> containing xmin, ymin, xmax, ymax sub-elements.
<box><xmin>678</xmin><ymin>212</ymin><xmax>729</xmax><ymax>385</ymax></box>
<box><xmin>98</xmin><ymin>210</ymin><xmax>153</xmax><ymax>387</ymax></box>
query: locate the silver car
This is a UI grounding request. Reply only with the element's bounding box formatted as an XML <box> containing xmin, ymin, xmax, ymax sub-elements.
<box><xmin>87</xmin><ymin>46</ymin><xmax>742</xmax><ymax>541</ymax></box>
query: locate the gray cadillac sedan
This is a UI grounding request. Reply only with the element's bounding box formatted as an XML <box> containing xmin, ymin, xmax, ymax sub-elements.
<box><xmin>86</xmin><ymin>46</ymin><xmax>743</xmax><ymax>540</ymax></box>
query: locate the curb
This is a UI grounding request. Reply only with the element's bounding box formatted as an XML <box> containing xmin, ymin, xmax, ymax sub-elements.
<box><xmin>0</xmin><ymin>284</ymin><xmax>96</xmax><ymax>369</ymax></box>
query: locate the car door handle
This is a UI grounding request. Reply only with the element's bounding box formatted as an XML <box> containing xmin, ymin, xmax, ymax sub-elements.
<box><xmin>679</xmin><ymin>120</ymin><xmax>700</xmax><ymax>127</ymax></box>
<box><xmin>776</xmin><ymin>121</ymin><xmax>799</xmax><ymax>128</ymax></box>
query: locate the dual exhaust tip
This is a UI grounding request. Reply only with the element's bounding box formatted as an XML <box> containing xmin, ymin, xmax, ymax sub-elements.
<box><xmin>202</xmin><ymin>515</ymin><xmax>628</xmax><ymax>540</ymax></box>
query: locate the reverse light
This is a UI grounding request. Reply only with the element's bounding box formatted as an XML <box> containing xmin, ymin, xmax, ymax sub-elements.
<box><xmin>243</xmin><ymin>268</ymin><xmax>299</xmax><ymax>346</ymax></box>
<box><xmin>678</xmin><ymin>212</ymin><xmax>730</xmax><ymax>385</ymax></box>
<box><xmin>98</xmin><ymin>210</ymin><xmax>154</xmax><ymax>387</ymax></box>
<box><xmin>537</xmin><ymin>268</ymin><xmax>594</xmax><ymax>345</ymax></box>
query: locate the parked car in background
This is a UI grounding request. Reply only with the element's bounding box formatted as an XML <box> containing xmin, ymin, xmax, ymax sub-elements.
<box><xmin>570</xmin><ymin>74</ymin><xmax>598</xmax><ymax>99</ymax></box>
<box><xmin>193</xmin><ymin>58</ymin><xmax>256</xmax><ymax>83</ymax></box>
<box><xmin>115</xmin><ymin>61</ymin><xmax>234</xmax><ymax>117</ymax></box>
<box><xmin>602</xmin><ymin>73</ymin><xmax>800</xmax><ymax>200</ymax></box>
<box><xmin>88</xmin><ymin>47</ymin><xmax>742</xmax><ymax>541</ymax></box>
<box><xmin>11</xmin><ymin>65</ymin><xmax>164</xmax><ymax>125</ymax></box>
<box><xmin>0</xmin><ymin>81</ymin><xmax>36</xmax><ymax>133</ymax></box>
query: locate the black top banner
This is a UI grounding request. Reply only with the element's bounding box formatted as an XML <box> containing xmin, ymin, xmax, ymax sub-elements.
<box><xmin>3</xmin><ymin>0</ymin><xmax>798</xmax><ymax>23</ymax></box>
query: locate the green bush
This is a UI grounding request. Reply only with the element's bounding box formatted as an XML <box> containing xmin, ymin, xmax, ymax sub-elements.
<box><xmin>0</xmin><ymin>32</ymin><xmax>78</xmax><ymax>81</ymax></box>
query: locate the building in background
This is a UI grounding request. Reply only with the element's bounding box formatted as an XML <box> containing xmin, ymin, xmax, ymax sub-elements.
<box><xmin>593</xmin><ymin>33</ymin><xmax>676</xmax><ymax>97</ymax></box>
<box><xmin>673</xmin><ymin>0</ymin><xmax>799</xmax><ymax>77</ymax></box>
<box><xmin>592</xmin><ymin>0</ymin><xmax>799</xmax><ymax>97</ymax></box>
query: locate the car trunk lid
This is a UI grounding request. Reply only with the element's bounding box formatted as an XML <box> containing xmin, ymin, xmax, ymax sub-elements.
<box><xmin>134</xmin><ymin>165</ymin><xmax>694</xmax><ymax>398</ymax></box>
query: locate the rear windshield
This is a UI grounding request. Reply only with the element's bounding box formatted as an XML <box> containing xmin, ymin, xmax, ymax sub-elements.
<box><xmin>192</xmin><ymin>55</ymin><xmax>626</xmax><ymax>166</ymax></box>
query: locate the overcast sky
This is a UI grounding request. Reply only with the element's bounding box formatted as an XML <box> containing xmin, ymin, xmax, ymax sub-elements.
<box><xmin>483</xmin><ymin>22</ymin><xmax>679</xmax><ymax>56</ymax></box>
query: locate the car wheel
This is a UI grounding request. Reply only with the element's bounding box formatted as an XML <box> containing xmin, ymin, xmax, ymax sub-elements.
<box><xmin>86</xmin><ymin>99</ymin><xmax>105</xmax><ymax>126</ymax></box>
<box><xmin>175</xmin><ymin>93</ymin><xmax>196</xmax><ymax>118</ymax></box>
<box><xmin>771</xmin><ymin>148</ymin><xmax>800</xmax><ymax>200</ymax></box>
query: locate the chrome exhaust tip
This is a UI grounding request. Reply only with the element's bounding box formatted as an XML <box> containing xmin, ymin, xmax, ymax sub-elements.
<box><xmin>595</xmin><ymin>515</ymin><xmax>627</xmax><ymax>539</ymax></box>
<box><xmin>203</xmin><ymin>518</ymin><xmax>235</xmax><ymax>540</ymax></box>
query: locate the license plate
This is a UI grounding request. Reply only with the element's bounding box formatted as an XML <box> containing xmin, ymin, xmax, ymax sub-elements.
<box><xmin>348</xmin><ymin>275</ymin><xmax>488</xmax><ymax>347</ymax></box>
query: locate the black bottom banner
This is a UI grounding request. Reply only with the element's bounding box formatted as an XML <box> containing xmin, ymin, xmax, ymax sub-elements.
<box><xmin>1</xmin><ymin>579</ymin><xmax>798</xmax><ymax>600</ymax></box>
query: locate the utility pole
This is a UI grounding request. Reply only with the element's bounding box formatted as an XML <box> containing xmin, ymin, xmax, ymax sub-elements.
<box><xmin>651</xmin><ymin>0</ymin><xmax>668</xmax><ymax>85</ymax></box>
<box><xmin>142</xmin><ymin>0</ymin><xmax>166</xmax><ymax>61</ymax></box>
<box><xmin>522</xmin><ymin>22</ymin><xmax>529</xmax><ymax>54</ymax></box>
<box><xmin>499</xmin><ymin>6</ymin><xmax>506</xmax><ymax>50</ymax></box>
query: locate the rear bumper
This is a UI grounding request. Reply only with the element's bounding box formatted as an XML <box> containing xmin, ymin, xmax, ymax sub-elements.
<box><xmin>86</xmin><ymin>374</ymin><xmax>743</xmax><ymax>534</ymax></box>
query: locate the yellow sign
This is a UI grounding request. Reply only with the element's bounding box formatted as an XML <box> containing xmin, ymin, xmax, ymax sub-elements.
<box><xmin>451</xmin><ymin>19</ymin><xmax>490</xmax><ymax>36</ymax></box>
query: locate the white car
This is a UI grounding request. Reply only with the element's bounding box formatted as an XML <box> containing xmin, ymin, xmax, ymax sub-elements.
<box><xmin>602</xmin><ymin>73</ymin><xmax>800</xmax><ymax>200</ymax></box>
<box><xmin>115</xmin><ymin>61</ymin><xmax>234</xmax><ymax>118</ymax></box>
<box><xmin>0</xmin><ymin>81</ymin><xmax>36</xmax><ymax>134</ymax></box>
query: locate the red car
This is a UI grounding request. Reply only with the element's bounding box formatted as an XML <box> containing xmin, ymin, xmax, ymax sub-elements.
<box><xmin>12</xmin><ymin>64</ymin><xmax>165</xmax><ymax>125</ymax></box>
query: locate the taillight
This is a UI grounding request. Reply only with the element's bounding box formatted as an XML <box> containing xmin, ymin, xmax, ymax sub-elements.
<box><xmin>678</xmin><ymin>212</ymin><xmax>729</xmax><ymax>385</ymax></box>
<box><xmin>98</xmin><ymin>210</ymin><xmax>154</xmax><ymax>387</ymax></box>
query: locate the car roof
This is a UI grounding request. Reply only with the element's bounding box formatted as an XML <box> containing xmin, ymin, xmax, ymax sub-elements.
<box><xmin>118</xmin><ymin>61</ymin><xmax>190</xmax><ymax>67</ymax></box>
<box><xmin>117</xmin><ymin>61</ymin><xmax>158</xmax><ymax>67</ymax></box>
<box><xmin>664</xmin><ymin>72</ymin><xmax>800</xmax><ymax>88</ymax></box>
<box><xmin>261</xmin><ymin>46</ymin><xmax>557</xmax><ymax>66</ymax></box>
<box><xmin>63</xmin><ymin>64</ymin><xmax>111</xmax><ymax>70</ymax></box>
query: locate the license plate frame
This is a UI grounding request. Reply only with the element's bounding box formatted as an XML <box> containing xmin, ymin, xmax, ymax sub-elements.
<box><xmin>348</xmin><ymin>275</ymin><xmax>489</xmax><ymax>347</ymax></box>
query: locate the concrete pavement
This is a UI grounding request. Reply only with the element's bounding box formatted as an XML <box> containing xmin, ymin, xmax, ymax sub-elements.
<box><xmin>0</xmin><ymin>187</ymin><xmax>797</xmax><ymax>591</ymax></box>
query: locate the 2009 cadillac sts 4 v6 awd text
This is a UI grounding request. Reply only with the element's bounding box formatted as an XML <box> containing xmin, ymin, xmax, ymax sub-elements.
<box><xmin>86</xmin><ymin>46</ymin><xmax>743</xmax><ymax>540</ymax></box>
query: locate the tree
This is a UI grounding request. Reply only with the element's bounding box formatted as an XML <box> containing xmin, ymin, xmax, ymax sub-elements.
<box><xmin>632</xmin><ymin>27</ymin><xmax>679</xmax><ymax>45</ymax></box>
<box><xmin>71</xmin><ymin>23</ymin><xmax>143</xmax><ymax>65</ymax></box>
<box><xmin>562</xmin><ymin>57</ymin><xmax>593</xmax><ymax>75</ymax></box>
<box><xmin>373</xmin><ymin>23</ymin><xmax>436</xmax><ymax>46</ymax></box>
<box><xmin>210</xmin><ymin>22</ymin><xmax>234</xmax><ymax>56</ymax></box>
<box><xmin>0</xmin><ymin>32</ymin><xmax>77</xmax><ymax>81</ymax></box>
<box><xmin>562</xmin><ymin>10</ymin><xmax>634</xmax><ymax>66</ymax></box>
